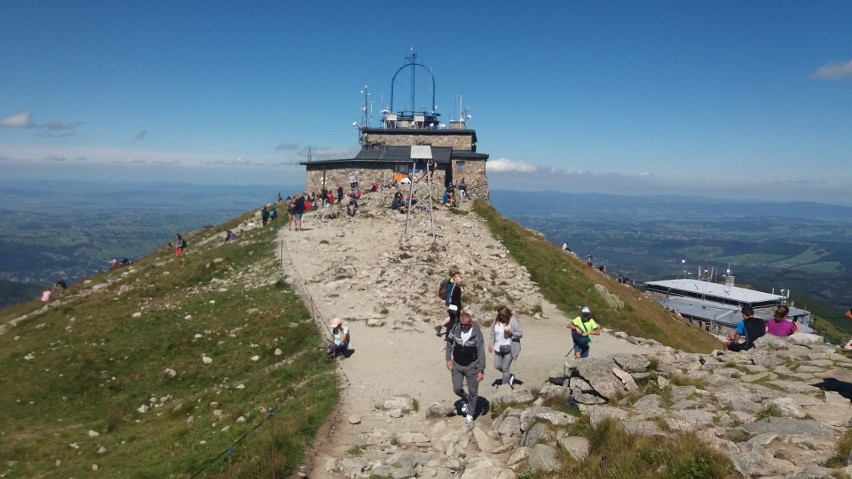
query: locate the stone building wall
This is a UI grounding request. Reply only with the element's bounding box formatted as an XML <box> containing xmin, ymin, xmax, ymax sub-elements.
<box><xmin>305</xmin><ymin>160</ymin><xmax>489</xmax><ymax>200</ymax></box>
<box><xmin>455</xmin><ymin>159</ymin><xmax>489</xmax><ymax>201</ymax></box>
<box><xmin>362</xmin><ymin>132</ymin><xmax>473</xmax><ymax>151</ymax></box>
<box><xmin>306</xmin><ymin>166</ymin><xmax>448</xmax><ymax>193</ymax></box>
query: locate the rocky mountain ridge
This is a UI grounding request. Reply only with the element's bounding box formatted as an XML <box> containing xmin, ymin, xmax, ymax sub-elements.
<box><xmin>276</xmin><ymin>189</ymin><xmax>852</xmax><ymax>479</ymax></box>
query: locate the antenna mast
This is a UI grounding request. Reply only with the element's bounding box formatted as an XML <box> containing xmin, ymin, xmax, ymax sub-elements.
<box><xmin>360</xmin><ymin>85</ymin><xmax>371</xmax><ymax>128</ymax></box>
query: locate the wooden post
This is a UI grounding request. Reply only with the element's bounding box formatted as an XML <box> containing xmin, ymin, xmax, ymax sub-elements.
<box><xmin>270</xmin><ymin>411</ymin><xmax>276</xmax><ymax>479</ymax></box>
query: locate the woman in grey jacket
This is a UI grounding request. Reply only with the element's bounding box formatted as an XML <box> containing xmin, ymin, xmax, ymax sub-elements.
<box><xmin>488</xmin><ymin>305</ymin><xmax>523</xmax><ymax>387</ymax></box>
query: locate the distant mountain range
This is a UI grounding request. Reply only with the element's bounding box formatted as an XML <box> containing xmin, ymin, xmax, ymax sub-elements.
<box><xmin>491</xmin><ymin>190</ymin><xmax>852</xmax><ymax>222</ymax></box>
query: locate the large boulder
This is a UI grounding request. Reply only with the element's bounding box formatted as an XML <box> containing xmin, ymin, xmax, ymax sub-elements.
<box><xmin>565</xmin><ymin>357</ymin><xmax>636</xmax><ymax>400</ymax></box>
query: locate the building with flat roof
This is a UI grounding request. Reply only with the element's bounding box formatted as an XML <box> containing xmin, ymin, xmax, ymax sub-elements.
<box><xmin>300</xmin><ymin>53</ymin><xmax>489</xmax><ymax>199</ymax></box>
<box><xmin>646</xmin><ymin>275</ymin><xmax>813</xmax><ymax>334</ymax></box>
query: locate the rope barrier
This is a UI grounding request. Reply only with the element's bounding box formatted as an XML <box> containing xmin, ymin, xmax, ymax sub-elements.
<box><xmin>189</xmin><ymin>221</ymin><xmax>353</xmax><ymax>478</ymax></box>
<box><xmin>187</xmin><ymin>405</ymin><xmax>282</xmax><ymax>479</ymax></box>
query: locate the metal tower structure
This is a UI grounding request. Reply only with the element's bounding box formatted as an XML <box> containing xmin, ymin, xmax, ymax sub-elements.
<box><xmin>403</xmin><ymin>145</ymin><xmax>436</xmax><ymax>242</ymax></box>
<box><xmin>390</xmin><ymin>49</ymin><xmax>439</xmax><ymax>123</ymax></box>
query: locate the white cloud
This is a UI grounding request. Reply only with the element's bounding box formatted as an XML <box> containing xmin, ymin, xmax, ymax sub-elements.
<box><xmin>276</xmin><ymin>143</ymin><xmax>298</xmax><ymax>150</ymax></box>
<box><xmin>203</xmin><ymin>158</ymin><xmax>251</xmax><ymax>166</ymax></box>
<box><xmin>0</xmin><ymin>112</ymin><xmax>81</xmax><ymax>133</ymax></box>
<box><xmin>774</xmin><ymin>178</ymin><xmax>826</xmax><ymax>185</ymax></box>
<box><xmin>110</xmin><ymin>158</ymin><xmax>148</xmax><ymax>164</ymax></box>
<box><xmin>298</xmin><ymin>147</ymin><xmax>357</xmax><ymax>161</ymax></box>
<box><xmin>487</xmin><ymin>158</ymin><xmax>539</xmax><ymax>173</ymax></box>
<box><xmin>811</xmin><ymin>59</ymin><xmax>852</xmax><ymax>80</ymax></box>
<box><xmin>44</xmin><ymin>120</ymin><xmax>81</xmax><ymax>131</ymax></box>
<box><xmin>134</xmin><ymin>130</ymin><xmax>147</xmax><ymax>141</ymax></box>
<box><xmin>638</xmin><ymin>171</ymin><xmax>653</xmax><ymax>177</ymax></box>
<box><xmin>43</xmin><ymin>156</ymin><xmax>67</xmax><ymax>162</ymax></box>
<box><xmin>0</xmin><ymin>112</ymin><xmax>34</xmax><ymax>128</ymax></box>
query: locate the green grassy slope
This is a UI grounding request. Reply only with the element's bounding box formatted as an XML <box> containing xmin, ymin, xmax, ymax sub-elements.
<box><xmin>0</xmin><ymin>213</ymin><xmax>337</xmax><ymax>478</ymax></box>
<box><xmin>474</xmin><ymin>201</ymin><xmax>722</xmax><ymax>353</ymax></box>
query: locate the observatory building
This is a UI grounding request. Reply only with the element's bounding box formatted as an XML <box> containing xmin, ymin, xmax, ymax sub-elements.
<box><xmin>301</xmin><ymin>53</ymin><xmax>490</xmax><ymax>200</ymax></box>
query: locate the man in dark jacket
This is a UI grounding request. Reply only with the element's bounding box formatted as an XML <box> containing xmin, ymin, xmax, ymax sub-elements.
<box><xmin>292</xmin><ymin>194</ymin><xmax>306</xmax><ymax>231</ymax></box>
<box><xmin>726</xmin><ymin>305</ymin><xmax>765</xmax><ymax>351</ymax></box>
<box><xmin>261</xmin><ymin>206</ymin><xmax>270</xmax><ymax>226</ymax></box>
<box><xmin>445</xmin><ymin>312</ymin><xmax>485</xmax><ymax>424</ymax></box>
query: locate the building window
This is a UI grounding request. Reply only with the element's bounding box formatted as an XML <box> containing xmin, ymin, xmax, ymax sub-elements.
<box><xmin>456</xmin><ymin>161</ymin><xmax>465</xmax><ymax>175</ymax></box>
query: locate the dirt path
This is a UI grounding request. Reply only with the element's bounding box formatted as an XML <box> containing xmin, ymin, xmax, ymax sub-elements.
<box><xmin>275</xmin><ymin>196</ymin><xmax>651</xmax><ymax>478</ymax></box>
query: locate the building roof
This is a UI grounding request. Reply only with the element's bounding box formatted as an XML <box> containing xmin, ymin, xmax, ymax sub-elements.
<box><xmin>300</xmin><ymin>146</ymin><xmax>454</xmax><ymax>166</ymax></box>
<box><xmin>658</xmin><ymin>296</ymin><xmax>741</xmax><ymax>326</ymax></box>
<box><xmin>658</xmin><ymin>295</ymin><xmax>813</xmax><ymax>332</ymax></box>
<box><xmin>645</xmin><ymin>279</ymin><xmax>783</xmax><ymax>307</ymax></box>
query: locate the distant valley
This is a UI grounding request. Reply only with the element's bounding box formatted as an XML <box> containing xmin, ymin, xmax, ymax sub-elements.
<box><xmin>0</xmin><ymin>180</ymin><xmax>298</xmax><ymax>308</ymax></box>
<box><xmin>490</xmin><ymin>190</ymin><xmax>852</xmax><ymax>316</ymax></box>
<box><xmin>2</xmin><ymin>184</ymin><xmax>850</xmax><ymax>323</ymax></box>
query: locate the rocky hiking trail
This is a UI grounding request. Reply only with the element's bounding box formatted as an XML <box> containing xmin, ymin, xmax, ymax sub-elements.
<box><xmin>277</xmin><ymin>194</ymin><xmax>648</xmax><ymax>475</ymax></box>
<box><xmin>276</xmin><ymin>191</ymin><xmax>852</xmax><ymax>479</ymax></box>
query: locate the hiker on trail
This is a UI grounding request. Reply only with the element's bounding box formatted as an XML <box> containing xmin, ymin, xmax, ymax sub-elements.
<box><xmin>569</xmin><ymin>306</ymin><xmax>601</xmax><ymax>359</ymax></box>
<box><xmin>287</xmin><ymin>195</ymin><xmax>297</xmax><ymax>230</ymax></box>
<box><xmin>845</xmin><ymin>308</ymin><xmax>851</xmax><ymax>320</ymax></box>
<box><xmin>488</xmin><ymin>305</ymin><xmax>523</xmax><ymax>388</ymax></box>
<box><xmin>726</xmin><ymin>305</ymin><xmax>765</xmax><ymax>351</ymax></box>
<box><xmin>435</xmin><ymin>269</ymin><xmax>463</xmax><ymax>337</ymax></box>
<box><xmin>41</xmin><ymin>288</ymin><xmax>52</xmax><ymax>302</ymax></box>
<box><xmin>325</xmin><ymin>318</ymin><xmax>349</xmax><ymax>357</ymax></box>
<box><xmin>269</xmin><ymin>207</ymin><xmax>278</xmax><ymax>221</ymax></box>
<box><xmin>445</xmin><ymin>312</ymin><xmax>485</xmax><ymax>424</ymax></box>
<box><xmin>766</xmin><ymin>305</ymin><xmax>798</xmax><ymax>337</ymax></box>
<box><xmin>337</xmin><ymin>185</ymin><xmax>344</xmax><ymax>205</ymax></box>
<box><xmin>586</xmin><ymin>253</ymin><xmax>594</xmax><ymax>268</ymax></box>
<box><xmin>292</xmin><ymin>194</ymin><xmax>306</xmax><ymax>231</ymax></box>
<box><xmin>261</xmin><ymin>206</ymin><xmax>270</xmax><ymax>226</ymax></box>
<box><xmin>174</xmin><ymin>234</ymin><xmax>186</xmax><ymax>256</ymax></box>
<box><xmin>224</xmin><ymin>230</ymin><xmax>237</xmax><ymax>242</ymax></box>
<box><xmin>277</xmin><ymin>192</ymin><xmax>283</xmax><ymax>203</ymax></box>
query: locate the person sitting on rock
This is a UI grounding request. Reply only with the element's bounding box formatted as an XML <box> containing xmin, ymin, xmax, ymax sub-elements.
<box><xmin>53</xmin><ymin>277</ymin><xmax>68</xmax><ymax>294</ymax></box>
<box><xmin>766</xmin><ymin>305</ymin><xmax>798</xmax><ymax>337</ymax></box>
<box><xmin>325</xmin><ymin>318</ymin><xmax>349</xmax><ymax>357</ymax></box>
<box><xmin>390</xmin><ymin>193</ymin><xmax>406</xmax><ymax>213</ymax></box>
<box><xmin>726</xmin><ymin>305</ymin><xmax>765</xmax><ymax>351</ymax></box>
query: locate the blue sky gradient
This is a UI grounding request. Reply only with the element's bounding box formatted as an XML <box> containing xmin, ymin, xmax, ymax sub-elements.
<box><xmin>2</xmin><ymin>1</ymin><xmax>851</xmax><ymax>204</ymax></box>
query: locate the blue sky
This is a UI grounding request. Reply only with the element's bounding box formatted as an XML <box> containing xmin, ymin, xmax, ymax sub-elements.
<box><xmin>2</xmin><ymin>1</ymin><xmax>851</xmax><ymax>204</ymax></box>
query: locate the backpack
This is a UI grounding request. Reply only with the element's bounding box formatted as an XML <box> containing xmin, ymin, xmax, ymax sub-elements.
<box><xmin>438</xmin><ymin>278</ymin><xmax>453</xmax><ymax>302</ymax></box>
<box><xmin>180</xmin><ymin>239</ymin><xmax>187</xmax><ymax>248</ymax></box>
